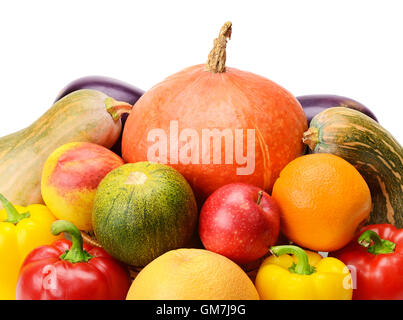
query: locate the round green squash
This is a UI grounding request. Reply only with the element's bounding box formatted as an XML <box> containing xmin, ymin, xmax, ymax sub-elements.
<box><xmin>92</xmin><ymin>162</ymin><xmax>198</xmax><ymax>267</ymax></box>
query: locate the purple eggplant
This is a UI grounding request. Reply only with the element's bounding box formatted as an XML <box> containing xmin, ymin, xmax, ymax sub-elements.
<box><xmin>297</xmin><ymin>94</ymin><xmax>378</xmax><ymax>124</ymax></box>
<box><xmin>54</xmin><ymin>76</ymin><xmax>144</xmax><ymax>156</ymax></box>
<box><xmin>54</xmin><ymin>75</ymin><xmax>144</xmax><ymax>104</ymax></box>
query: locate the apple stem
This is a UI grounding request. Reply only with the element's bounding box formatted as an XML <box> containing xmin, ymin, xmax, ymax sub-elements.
<box><xmin>256</xmin><ymin>191</ymin><xmax>263</xmax><ymax>205</ymax></box>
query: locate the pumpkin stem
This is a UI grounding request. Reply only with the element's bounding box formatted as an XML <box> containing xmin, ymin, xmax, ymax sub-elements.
<box><xmin>105</xmin><ymin>97</ymin><xmax>133</xmax><ymax>121</ymax></box>
<box><xmin>302</xmin><ymin>127</ymin><xmax>319</xmax><ymax>151</ymax></box>
<box><xmin>205</xmin><ymin>21</ymin><xmax>232</xmax><ymax>73</ymax></box>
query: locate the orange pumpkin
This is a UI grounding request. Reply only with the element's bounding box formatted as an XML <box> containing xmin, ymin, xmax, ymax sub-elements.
<box><xmin>122</xmin><ymin>22</ymin><xmax>307</xmax><ymax>204</ymax></box>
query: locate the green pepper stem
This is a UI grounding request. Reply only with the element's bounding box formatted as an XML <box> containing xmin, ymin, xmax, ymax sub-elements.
<box><xmin>270</xmin><ymin>245</ymin><xmax>315</xmax><ymax>275</ymax></box>
<box><xmin>0</xmin><ymin>193</ymin><xmax>30</xmax><ymax>224</ymax></box>
<box><xmin>358</xmin><ymin>230</ymin><xmax>396</xmax><ymax>255</ymax></box>
<box><xmin>51</xmin><ymin>220</ymin><xmax>93</xmax><ymax>263</ymax></box>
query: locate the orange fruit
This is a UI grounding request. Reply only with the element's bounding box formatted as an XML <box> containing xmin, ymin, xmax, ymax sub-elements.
<box><xmin>272</xmin><ymin>153</ymin><xmax>371</xmax><ymax>252</ymax></box>
<box><xmin>126</xmin><ymin>248</ymin><xmax>259</xmax><ymax>300</ymax></box>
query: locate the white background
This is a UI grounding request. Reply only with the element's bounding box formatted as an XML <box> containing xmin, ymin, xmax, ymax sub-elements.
<box><xmin>0</xmin><ymin>0</ymin><xmax>402</xmax><ymax>143</ymax></box>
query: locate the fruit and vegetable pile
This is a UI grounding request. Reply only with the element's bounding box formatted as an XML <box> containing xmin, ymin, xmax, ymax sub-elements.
<box><xmin>0</xmin><ymin>22</ymin><xmax>402</xmax><ymax>300</ymax></box>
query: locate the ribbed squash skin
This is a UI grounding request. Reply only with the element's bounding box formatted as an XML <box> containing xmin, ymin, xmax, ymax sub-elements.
<box><xmin>92</xmin><ymin>162</ymin><xmax>198</xmax><ymax>267</ymax></box>
<box><xmin>0</xmin><ymin>89</ymin><xmax>124</xmax><ymax>206</ymax></box>
<box><xmin>304</xmin><ymin>107</ymin><xmax>403</xmax><ymax>227</ymax></box>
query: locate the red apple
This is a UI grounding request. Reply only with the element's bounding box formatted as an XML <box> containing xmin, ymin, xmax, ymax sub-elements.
<box><xmin>199</xmin><ymin>183</ymin><xmax>281</xmax><ymax>264</ymax></box>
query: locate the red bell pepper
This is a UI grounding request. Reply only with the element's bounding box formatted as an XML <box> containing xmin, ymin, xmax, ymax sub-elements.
<box><xmin>331</xmin><ymin>224</ymin><xmax>403</xmax><ymax>300</ymax></box>
<box><xmin>16</xmin><ymin>220</ymin><xmax>131</xmax><ymax>300</ymax></box>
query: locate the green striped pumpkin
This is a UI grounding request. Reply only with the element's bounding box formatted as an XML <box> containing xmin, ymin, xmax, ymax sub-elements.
<box><xmin>0</xmin><ymin>89</ymin><xmax>130</xmax><ymax>206</ymax></box>
<box><xmin>92</xmin><ymin>162</ymin><xmax>198</xmax><ymax>267</ymax></box>
<box><xmin>303</xmin><ymin>107</ymin><xmax>403</xmax><ymax>227</ymax></box>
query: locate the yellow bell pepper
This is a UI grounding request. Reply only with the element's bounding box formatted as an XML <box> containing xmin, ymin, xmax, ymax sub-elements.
<box><xmin>255</xmin><ymin>245</ymin><xmax>352</xmax><ymax>300</ymax></box>
<box><xmin>0</xmin><ymin>194</ymin><xmax>62</xmax><ymax>300</ymax></box>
